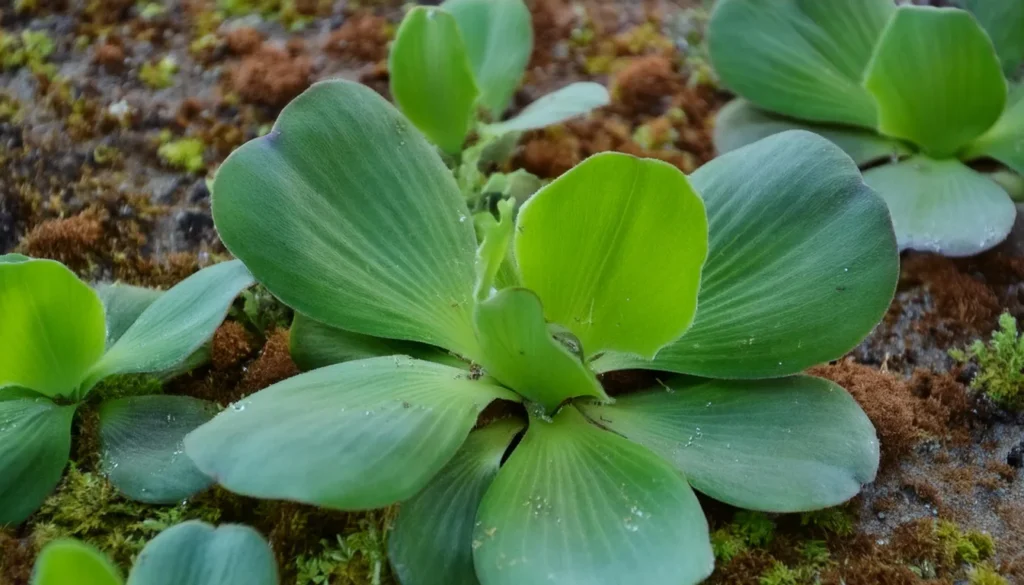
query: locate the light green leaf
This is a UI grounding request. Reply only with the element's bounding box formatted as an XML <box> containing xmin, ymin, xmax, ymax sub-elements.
<box><xmin>475</xmin><ymin>288</ymin><xmax>607</xmax><ymax>412</ymax></box>
<box><xmin>962</xmin><ymin>84</ymin><xmax>1024</xmax><ymax>175</ymax></box>
<box><xmin>127</xmin><ymin>521</ymin><xmax>278</xmax><ymax>585</ymax></box>
<box><xmin>474</xmin><ymin>407</ymin><xmax>714</xmax><ymax>585</ymax></box>
<box><xmin>483</xmin><ymin>83</ymin><xmax>610</xmax><ymax>136</ymax></box>
<box><xmin>389</xmin><ymin>419</ymin><xmax>522</xmax><ymax>585</ymax></box>
<box><xmin>442</xmin><ymin>0</ymin><xmax>532</xmax><ymax>118</ymax></box>
<box><xmin>99</xmin><ymin>395</ymin><xmax>218</xmax><ymax>504</ymax></box>
<box><xmin>864</xmin><ymin>6</ymin><xmax>1007</xmax><ymax>158</ymax></box>
<box><xmin>0</xmin><ymin>388</ymin><xmax>75</xmax><ymax>525</ymax></box>
<box><xmin>578</xmin><ymin>375</ymin><xmax>878</xmax><ymax>512</ymax></box>
<box><xmin>708</xmin><ymin>0</ymin><xmax>893</xmax><ymax>128</ymax></box>
<box><xmin>83</xmin><ymin>260</ymin><xmax>254</xmax><ymax>393</ymax></box>
<box><xmin>593</xmin><ymin>131</ymin><xmax>898</xmax><ymax>378</ymax></box>
<box><xmin>474</xmin><ymin>199</ymin><xmax>514</xmax><ymax>300</ymax></box>
<box><xmin>956</xmin><ymin>0</ymin><xmax>1024</xmax><ymax>78</ymax></box>
<box><xmin>185</xmin><ymin>357</ymin><xmax>517</xmax><ymax>510</ymax></box>
<box><xmin>714</xmin><ymin>98</ymin><xmax>909</xmax><ymax>166</ymax></box>
<box><xmin>863</xmin><ymin>156</ymin><xmax>1016</xmax><ymax>257</ymax></box>
<box><xmin>0</xmin><ymin>258</ymin><xmax>106</xmax><ymax>399</ymax></box>
<box><xmin>289</xmin><ymin>312</ymin><xmax>461</xmax><ymax>371</ymax></box>
<box><xmin>94</xmin><ymin>283</ymin><xmax>163</xmax><ymax>349</ymax></box>
<box><xmin>213</xmin><ymin>80</ymin><xmax>481</xmax><ymax>360</ymax></box>
<box><xmin>389</xmin><ymin>6</ymin><xmax>479</xmax><ymax>154</ymax></box>
<box><xmin>32</xmin><ymin>539</ymin><xmax>123</xmax><ymax>585</ymax></box>
<box><xmin>515</xmin><ymin>152</ymin><xmax>707</xmax><ymax>359</ymax></box>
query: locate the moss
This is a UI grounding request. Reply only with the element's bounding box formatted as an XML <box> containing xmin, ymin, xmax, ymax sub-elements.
<box><xmin>0</xmin><ymin>93</ymin><xmax>20</xmax><ymax>122</ymax></box>
<box><xmin>89</xmin><ymin>374</ymin><xmax>164</xmax><ymax>402</ymax></box>
<box><xmin>952</xmin><ymin>312</ymin><xmax>1024</xmax><ymax>409</ymax></box>
<box><xmin>758</xmin><ymin>561</ymin><xmax>811</xmax><ymax>585</ymax></box>
<box><xmin>711</xmin><ymin>527</ymin><xmax>748</xmax><ymax>563</ymax></box>
<box><xmin>934</xmin><ymin>519</ymin><xmax>995</xmax><ymax>566</ymax></box>
<box><xmin>968</xmin><ymin>563</ymin><xmax>1009</xmax><ymax>585</ymax></box>
<box><xmin>139</xmin><ymin>56</ymin><xmax>178</xmax><ymax>89</ymax></box>
<box><xmin>0</xmin><ymin>29</ymin><xmax>56</xmax><ymax>76</ymax></box>
<box><xmin>157</xmin><ymin>138</ymin><xmax>206</xmax><ymax>173</ymax></box>
<box><xmin>796</xmin><ymin>540</ymin><xmax>830</xmax><ymax>566</ymax></box>
<box><xmin>294</xmin><ymin>513</ymin><xmax>393</xmax><ymax>585</ymax></box>
<box><xmin>799</xmin><ymin>506</ymin><xmax>856</xmax><ymax>536</ymax></box>
<box><xmin>733</xmin><ymin>511</ymin><xmax>776</xmax><ymax>547</ymax></box>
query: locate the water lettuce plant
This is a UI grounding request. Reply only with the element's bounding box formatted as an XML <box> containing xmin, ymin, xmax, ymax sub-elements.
<box><xmin>31</xmin><ymin>521</ymin><xmax>277</xmax><ymax>585</ymax></box>
<box><xmin>186</xmin><ymin>79</ymin><xmax>898</xmax><ymax>585</ymax></box>
<box><xmin>388</xmin><ymin>0</ymin><xmax>609</xmax><ymax>156</ymax></box>
<box><xmin>0</xmin><ymin>255</ymin><xmax>254</xmax><ymax>525</ymax></box>
<box><xmin>709</xmin><ymin>0</ymin><xmax>1024</xmax><ymax>257</ymax></box>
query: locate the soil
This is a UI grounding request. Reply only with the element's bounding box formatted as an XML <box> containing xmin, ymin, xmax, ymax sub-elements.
<box><xmin>1</xmin><ymin>1</ymin><xmax>1022</xmax><ymax>584</ymax></box>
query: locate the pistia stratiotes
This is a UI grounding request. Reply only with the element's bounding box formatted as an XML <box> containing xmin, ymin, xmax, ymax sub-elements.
<box><xmin>709</xmin><ymin>0</ymin><xmax>1024</xmax><ymax>257</ymax></box>
<box><xmin>0</xmin><ymin>256</ymin><xmax>254</xmax><ymax>525</ymax></box>
<box><xmin>187</xmin><ymin>79</ymin><xmax>899</xmax><ymax>585</ymax></box>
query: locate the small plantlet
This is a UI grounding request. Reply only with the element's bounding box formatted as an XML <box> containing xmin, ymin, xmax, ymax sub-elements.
<box><xmin>951</xmin><ymin>312</ymin><xmax>1024</xmax><ymax>410</ymax></box>
<box><xmin>30</xmin><ymin>521</ymin><xmax>278</xmax><ymax>585</ymax></box>
<box><xmin>139</xmin><ymin>56</ymin><xmax>177</xmax><ymax>89</ymax></box>
<box><xmin>157</xmin><ymin>137</ymin><xmax>206</xmax><ymax>173</ymax></box>
<box><xmin>188</xmin><ymin>79</ymin><xmax>898</xmax><ymax>585</ymax></box>
<box><xmin>0</xmin><ymin>255</ymin><xmax>254</xmax><ymax>525</ymax></box>
<box><xmin>388</xmin><ymin>0</ymin><xmax>610</xmax><ymax>157</ymax></box>
<box><xmin>709</xmin><ymin>0</ymin><xmax>1024</xmax><ymax>257</ymax></box>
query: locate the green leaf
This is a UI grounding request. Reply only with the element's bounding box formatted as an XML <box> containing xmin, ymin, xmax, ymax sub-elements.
<box><xmin>32</xmin><ymin>539</ymin><xmax>123</xmax><ymax>585</ymax></box>
<box><xmin>956</xmin><ymin>0</ymin><xmax>1024</xmax><ymax>78</ymax></box>
<box><xmin>708</xmin><ymin>0</ymin><xmax>893</xmax><ymax>128</ymax></box>
<box><xmin>483</xmin><ymin>83</ymin><xmax>610</xmax><ymax>136</ymax></box>
<box><xmin>863</xmin><ymin>156</ymin><xmax>1016</xmax><ymax>257</ymax></box>
<box><xmin>213</xmin><ymin>80</ymin><xmax>481</xmax><ymax>360</ymax></box>
<box><xmin>99</xmin><ymin>395</ymin><xmax>219</xmax><ymax>504</ymax></box>
<box><xmin>962</xmin><ymin>84</ymin><xmax>1024</xmax><ymax>175</ymax></box>
<box><xmin>515</xmin><ymin>152</ymin><xmax>707</xmax><ymax>359</ymax></box>
<box><xmin>474</xmin><ymin>288</ymin><xmax>607</xmax><ymax>412</ymax></box>
<box><xmin>83</xmin><ymin>260</ymin><xmax>254</xmax><ymax>393</ymax></box>
<box><xmin>474</xmin><ymin>407</ymin><xmax>714</xmax><ymax>585</ymax></box>
<box><xmin>593</xmin><ymin>131</ymin><xmax>898</xmax><ymax>378</ymax></box>
<box><xmin>127</xmin><ymin>521</ymin><xmax>278</xmax><ymax>585</ymax></box>
<box><xmin>184</xmin><ymin>356</ymin><xmax>517</xmax><ymax>510</ymax></box>
<box><xmin>714</xmin><ymin>98</ymin><xmax>909</xmax><ymax>166</ymax></box>
<box><xmin>578</xmin><ymin>375</ymin><xmax>878</xmax><ymax>512</ymax></box>
<box><xmin>474</xmin><ymin>199</ymin><xmax>514</xmax><ymax>301</ymax></box>
<box><xmin>389</xmin><ymin>6</ymin><xmax>479</xmax><ymax>154</ymax></box>
<box><xmin>864</xmin><ymin>6</ymin><xmax>1007</xmax><ymax>158</ymax></box>
<box><xmin>93</xmin><ymin>284</ymin><xmax>163</xmax><ymax>349</ymax></box>
<box><xmin>0</xmin><ymin>258</ymin><xmax>106</xmax><ymax>399</ymax></box>
<box><xmin>0</xmin><ymin>253</ymin><xmax>30</xmax><ymax>264</ymax></box>
<box><xmin>442</xmin><ymin>0</ymin><xmax>532</xmax><ymax>118</ymax></box>
<box><xmin>289</xmin><ymin>312</ymin><xmax>462</xmax><ymax>371</ymax></box>
<box><xmin>0</xmin><ymin>388</ymin><xmax>75</xmax><ymax>525</ymax></box>
<box><xmin>389</xmin><ymin>419</ymin><xmax>523</xmax><ymax>585</ymax></box>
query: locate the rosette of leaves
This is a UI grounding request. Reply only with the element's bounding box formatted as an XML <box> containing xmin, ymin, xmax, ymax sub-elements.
<box><xmin>0</xmin><ymin>255</ymin><xmax>254</xmax><ymax>525</ymax></box>
<box><xmin>709</xmin><ymin>0</ymin><xmax>1024</xmax><ymax>257</ymax></box>
<box><xmin>188</xmin><ymin>79</ymin><xmax>898</xmax><ymax>585</ymax></box>
<box><xmin>31</xmin><ymin>521</ymin><xmax>278</xmax><ymax>585</ymax></box>
<box><xmin>388</xmin><ymin>0</ymin><xmax>610</xmax><ymax>157</ymax></box>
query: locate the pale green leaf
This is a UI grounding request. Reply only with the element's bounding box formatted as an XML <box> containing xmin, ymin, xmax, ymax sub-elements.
<box><xmin>99</xmin><ymin>395</ymin><xmax>219</xmax><ymax>504</ymax></box>
<box><xmin>474</xmin><ymin>288</ymin><xmax>607</xmax><ymax>412</ymax></box>
<box><xmin>0</xmin><ymin>258</ymin><xmax>106</xmax><ymax>399</ymax></box>
<box><xmin>578</xmin><ymin>375</ymin><xmax>878</xmax><ymax>512</ymax></box>
<box><xmin>474</xmin><ymin>407</ymin><xmax>714</xmax><ymax>585</ymax></box>
<box><xmin>184</xmin><ymin>357</ymin><xmax>517</xmax><ymax>510</ymax></box>
<box><xmin>593</xmin><ymin>131</ymin><xmax>898</xmax><ymax>378</ymax></box>
<box><xmin>0</xmin><ymin>388</ymin><xmax>75</xmax><ymax>525</ymax></box>
<box><xmin>956</xmin><ymin>0</ymin><xmax>1024</xmax><ymax>78</ymax></box>
<box><xmin>863</xmin><ymin>156</ymin><xmax>1016</xmax><ymax>257</ymax></box>
<box><xmin>515</xmin><ymin>152</ymin><xmax>707</xmax><ymax>359</ymax></box>
<box><xmin>864</xmin><ymin>6</ymin><xmax>1007</xmax><ymax>158</ymax></box>
<box><xmin>32</xmin><ymin>539</ymin><xmax>123</xmax><ymax>585</ymax></box>
<box><xmin>962</xmin><ymin>84</ymin><xmax>1024</xmax><ymax>175</ymax></box>
<box><xmin>474</xmin><ymin>199</ymin><xmax>514</xmax><ymax>300</ymax></box>
<box><xmin>0</xmin><ymin>253</ymin><xmax>30</xmax><ymax>264</ymax></box>
<box><xmin>442</xmin><ymin>0</ymin><xmax>532</xmax><ymax>118</ymax></box>
<box><xmin>483</xmin><ymin>82</ymin><xmax>610</xmax><ymax>136</ymax></box>
<box><xmin>389</xmin><ymin>6</ymin><xmax>479</xmax><ymax>154</ymax></box>
<box><xmin>83</xmin><ymin>260</ymin><xmax>254</xmax><ymax>392</ymax></box>
<box><xmin>213</xmin><ymin>80</ymin><xmax>481</xmax><ymax>359</ymax></box>
<box><xmin>714</xmin><ymin>98</ymin><xmax>908</xmax><ymax>166</ymax></box>
<box><xmin>708</xmin><ymin>0</ymin><xmax>893</xmax><ymax>128</ymax></box>
<box><xmin>93</xmin><ymin>284</ymin><xmax>162</xmax><ymax>349</ymax></box>
<box><xmin>389</xmin><ymin>419</ymin><xmax>522</xmax><ymax>585</ymax></box>
<box><xmin>127</xmin><ymin>521</ymin><xmax>278</xmax><ymax>585</ymax></box>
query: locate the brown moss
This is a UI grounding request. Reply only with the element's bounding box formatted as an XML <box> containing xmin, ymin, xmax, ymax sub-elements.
<box><xmin>325</xmin><ymin>14</ymin><xmax>392</xmax><ymax>62</ymax></box>
<box><xmin>520</xmin><ymin>129</ymin><xmax>582</xmax><ymax>177</ymax></box>
<box><xmin>612</xmin><ymin>55</ymin><xmax>679</xmax><ymax>114</ymax></box>
<box><xmin>225</xmin><ymin>26</ymin><xmax>263</xmax><ymax>55</ymax></box>
<box><xmin>231</xmin><ymin>44</ymin><xmax>313</xmax><ymax>108</ymax></box>
<box><xmin>211</xmin><ymin>321</ymin><xmax>256</xmax><ymax>370</ymax></box>
<box><xmin>18</xmin><ymin>211</ymin><xmax>105</xmax><ymax>271</ymax></box>
<box><xmin>902</xmin><ymin>254</ymin><xmax>1000</xmax><ymax>331</ymax></box>
<box><xmin>0</xmin><ymin>530</ymin><xmax>34</xmax><ymax>585</ymax></box>
<box><xmin>93</xmin><ymin>42</ymin><xmax>125</xmax><ymax>70</ymax></box>
<box><xmin>239</xmin><ymin>329</ymin><xmax>299</xmax><ymax>393</ymax></box>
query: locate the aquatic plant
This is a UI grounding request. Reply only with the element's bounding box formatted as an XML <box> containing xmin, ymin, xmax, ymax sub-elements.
<box><xmin>188</xmin><ymin>78</ymin><xmax>898</xmax><ymax>585</ymax></box>
<box><xmin>0</xmin><ymin>255</ymin><xmax>254</xmax><ymax>525</ymax></box>
<box><xmin>31</xmin><ymin>520</ymin><xmax>277</xmax><ymax>585</ymax></box>
<box><xmin>388</xmin><ymin>0</ymin><xmax>609</xmax><ymax>156</ymax></box>
<box><xmin>709</xmin><ymin>0</ymin><xmax>1024</xmax><ymax>257</ymax></box>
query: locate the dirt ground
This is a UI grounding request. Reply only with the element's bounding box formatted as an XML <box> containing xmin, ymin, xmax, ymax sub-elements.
<box><xmin>1</xmin><ymin>1</ymin><xmax>1022</xmax><ymax>584</ymax></box>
